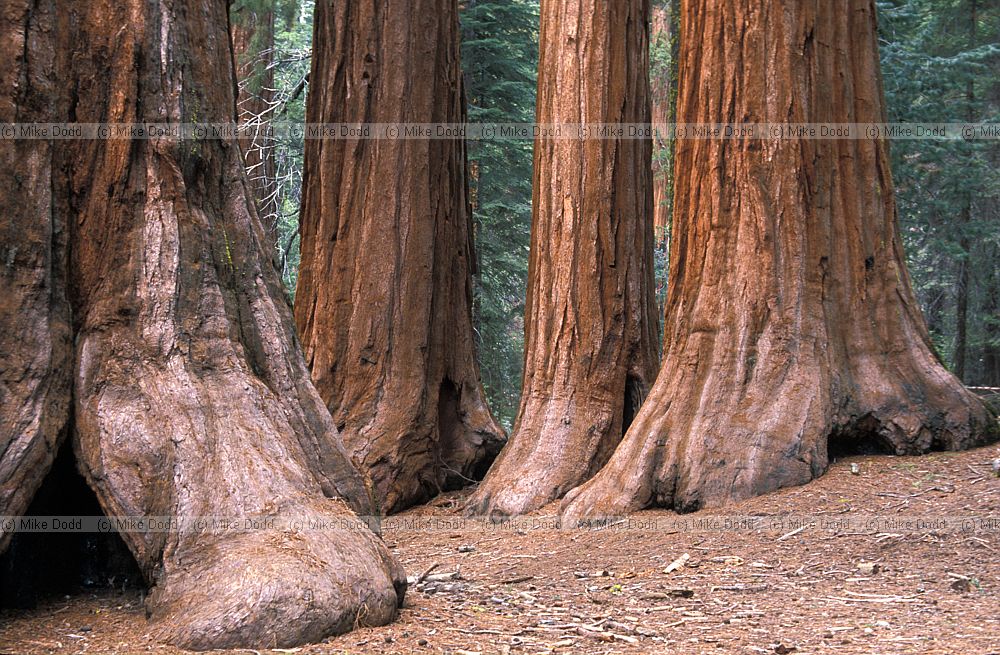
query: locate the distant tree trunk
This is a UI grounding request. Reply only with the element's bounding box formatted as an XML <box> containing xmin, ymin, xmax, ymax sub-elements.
<box><xmin>466</xmin><ymin>0</ymin><xmax>660</xmax><ymax>517</ymax></box>
<box><xmin>923</xmin><ymin>250</ymin><xmax>946</xmax><ymax>340</ymax></box>
<box><xmin>651</xmin><ymin>2</ymin><xmax>673</xmax><ymax>250</ymax></box>
<box><xmin>0</xmin><ymin>0</ymin><xmax>72</xmax><ymax>555</ymax></box>
<box><xmin>953</xmin><ymin>0</ymin><xmax>978</xmax><ymax>382</ymax></box>
<box><xmin>231</xmin><ymin>2</ymin><xmax>280</xmax><ymax>249</ymax></box>
<box><xmin>295</xmin><ymin>0</ymin><xmax>505</xmax><ymax>514</ymax></box>
<box><xmin>954</xmin><ymin>225</ymin><xmax>970</xmax><ymax>381</ymax></box>
<box><xmin>1</xmin><ymin>0</ymin><xmax>405</xmax><ymax>648</ymax></box>
<box><xmin>562</xmin><ymin>0</ymin><xmax>998</xmax><ymax>520</ymax></box>
<box><xmin>985</xmin><ymin>263</ymin><xmax>1000</xmax><ymax>386</ymax></box>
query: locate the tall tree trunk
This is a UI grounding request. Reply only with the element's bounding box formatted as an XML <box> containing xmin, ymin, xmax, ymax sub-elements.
<box><xmin>953</xmin><ymin>0</ymin><xmax>978</xmax><ymax>382</ymax></box>
<box><xmin>562</xmin><ymin>0</ymin><xmax>998</xmax><ymax>520</ymax></box>
<box><xmin>0</xmin><ymin>0</ymin><xmax>72</xmax><ymax>555</ymax></box>
<box><xmin>295</xmin><ymin>0</ymin><xmax>505</xmax><ymax>514</ymax></box>
<box><xmin>1</xmin><ymin>0</ymin><xmax>405</xmax><ymax>648</ymax></box>
<box><xmin>231</xmin><ymin>2</ymin><xmax>280</xmax><ymax>249</ymax></box>
<box><xmin>651</xmin><ymin>2</ymin><xmax>673</xmax><ymax>250</ymax></box>
<box><xmin>466</xmin><ymin>0</ymin><xmax>660</xmax><ymax>517</ymax></box>
<box><xmin>954</xmin><ymin>222</ymin><xmax>970</xmax><ymax>381</ymax></box>
<box><xmin>984</xmin><ymin>264</ymin><xmax>1000</xmax><ymax>386</ymax></box>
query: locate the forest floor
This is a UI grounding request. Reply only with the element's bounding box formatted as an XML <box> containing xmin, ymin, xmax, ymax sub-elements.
<box><xmin>1</xmin><ymin>445</ymin><xmax>998</xmax><ymax>655</ymax></box>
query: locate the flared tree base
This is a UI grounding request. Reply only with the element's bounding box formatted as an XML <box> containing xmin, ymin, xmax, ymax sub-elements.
<box><xmin>563</xmin><ymin>344</ymin><xmax>998</xmax><ymax>521</ymax></box>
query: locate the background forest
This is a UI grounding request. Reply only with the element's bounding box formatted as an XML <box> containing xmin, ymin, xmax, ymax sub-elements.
<box><xmin>234</xmin><ymin>0</ymin><xmax>1000</xmax><ymax>429</ymax></box>
<box><xmin>1</xmin><ymin>0</ymin><xmax>998</xmax><ymax>650</ymax></box>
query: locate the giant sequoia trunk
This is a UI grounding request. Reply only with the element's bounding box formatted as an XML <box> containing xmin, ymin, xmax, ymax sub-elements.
<box><xmin>466</xmin><ymin>0</ymin><xmax>660</xmax><ymax>517</ymax></box>
<box><xmin>295</xmin><ymin>0</ymin><xmax>505</xmax><ymax>514</ymax></box>
<box><xmin>0</xmin><ymin>0</ymin><xmax>72</xmax><ymax>557</ymax></box>
<box><xmin>1</xmin><ymin>0</ymin><xmax>405</xmax><ymax>648</ymax></box>
<box><xmin>562</xmin><ymin>0</ymin><xmax>999</xmax><ymax>520</ymax></box>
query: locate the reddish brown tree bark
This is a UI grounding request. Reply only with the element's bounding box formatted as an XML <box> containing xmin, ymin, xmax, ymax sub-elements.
<box><xmin>0</xmin><ymin>0</ymin><xmax>72</xmax><ymax>556</ymax></box>
<box><xmin>1</xmin><ymin>0</ymin><xmax>405</xmax><ymax>648</ymax></box>
<box><xmin>295</xmin><ymin>0</ymin><xmax>505</xmax><ymax>514</ymax></box>
<box><xmin>466</xmin><ymin>0</ymin><xmax>660</xmax><ymax>517</ymax></box>
<box><xmin>562</xmin><ymin>0</ymin><xmax>999</xmax><ymax>520</ymax></box>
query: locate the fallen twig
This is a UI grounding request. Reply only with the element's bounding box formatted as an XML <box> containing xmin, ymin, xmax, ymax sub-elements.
<box><xmin>502</xmin><ymin>575</ymin><xmax>535</xmax><ymax>585</ymax></box>
<box><xmin>777</xmin><ymin>525</ymin><xmax>808</xmax><ymax>541</ymax></box>
<box><xmin>415</xmin><ymin>562</ymin><xmax>440</xmax><ymax>584</ymax></box>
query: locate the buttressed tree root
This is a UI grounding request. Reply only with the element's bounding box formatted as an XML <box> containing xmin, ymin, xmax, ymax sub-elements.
<box><xmin>562</xmin><ymin>0</ymin><xmax>998</xmax><ymax>522</ymax></box>
<box><xmin>0</xmin><ymin>0</ymin><xmax>405</xmax><ymax>649</ymax></box>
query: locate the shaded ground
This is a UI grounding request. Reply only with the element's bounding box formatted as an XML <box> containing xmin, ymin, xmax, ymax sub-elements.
<box><xmin>2</xmin><ymin>445</ymin><xmax>998</xmax><ymax>655</ymax></box>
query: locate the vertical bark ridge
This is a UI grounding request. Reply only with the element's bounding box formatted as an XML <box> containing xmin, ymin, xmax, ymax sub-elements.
<box><xmin>2</xmin><ymin>0</ymin><xmax>406</xmax><ymax>648</ymax></box>
<box><xmin>466</xmin><ymin>0</ymin><xmax>659</xmax><ymax>517</ymax></box>
<box><xmin>0</xmin><ymin>0</ymin><xmax>72</xmax><ymax>554</ymax></box>
<box><xmin>295</xmin><ymin>0</ymin><xmax>505</xmax><ymax>514</ymax></box>
<box><xmin>562</xmin><ymin>0</ymin><xmax>997</xmax><ymax>521</ymax></box>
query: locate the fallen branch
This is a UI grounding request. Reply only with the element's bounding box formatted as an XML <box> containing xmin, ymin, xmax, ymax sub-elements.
<box><xmin>502</xmin><ymin>575</ymin><xmax>535</xmax><ymax>585</ymax></box>
<box><xmin>777</xmin><ymin>525</ymin><xmax>808</xmax><ymax>541</ymax></box>
<box><xmin>822</xmin><ymin>595</ymin><xmax>918</xmax><ymax>604</ymax></box>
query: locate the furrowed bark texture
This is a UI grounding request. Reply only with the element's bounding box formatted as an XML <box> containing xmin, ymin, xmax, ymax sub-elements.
<box><xmin>1</xmin><ymin>0</ymin><xmax>405</xmax><ymax>648</ymax></box>
<box><xmin>295</xmin><ymin>0</ymin><xmax>505</xmax><ymax>514</ymax></box>
<box><xmin>0</xmin><ymin>0</ymin><xmax>72</xmax><ymax>555</ymax></box>
<box><xmin>466</xmin><ymin>0</ymin><xmax>660</xmax><ymax>517</ymax></box>
<box><xmin>562</xmin><ymin>0</ymin><xmax>999</xmax><ymax>520</ymax></box>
